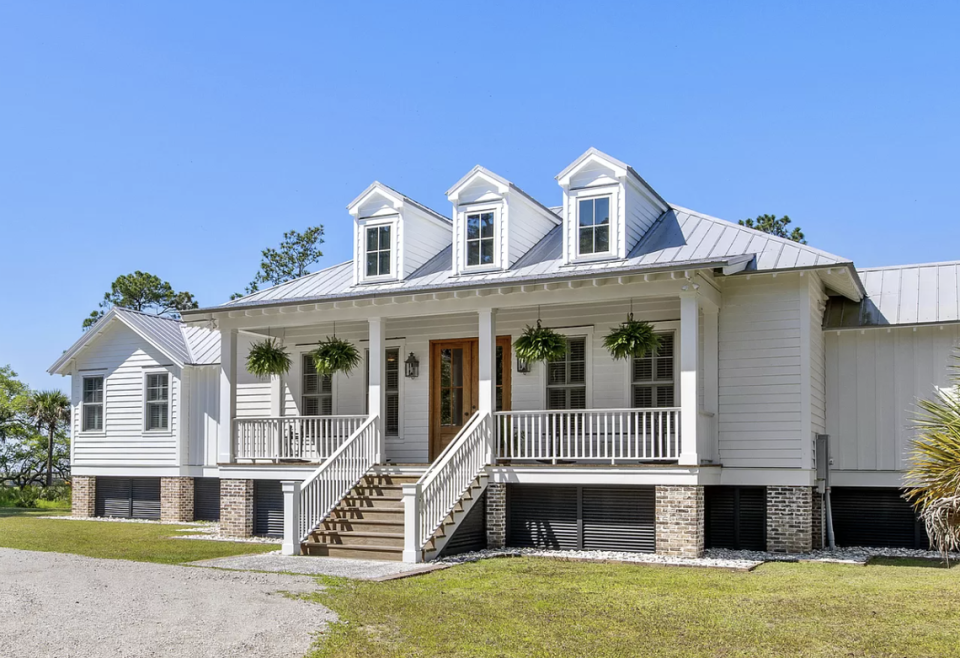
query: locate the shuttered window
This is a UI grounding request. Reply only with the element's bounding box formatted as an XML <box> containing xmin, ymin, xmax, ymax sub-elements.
<box><xmin>365</xmin><ymin>348</ymin><xmax>401</xmax><ymax>436</ymax></box>
<box><xmin>465</xmin><ymin>211</ymin><xmax>495</xmax><ymax>267</ymax></box>
<box><xmin>144</xmin><ymin>373</ymin><xmax>169</xmax><ymax>431</ymax></box>
<box><xmin>577</xmin><ymin>196</ymin><xmax>611</xmax><ymax>255</ymax></box>
<box><xmin>365</xmin><ymin>225</ymin><xmax>392</xmax><ymax>277</ymax></box>
<box><xmin>302</xmin><ymin>354</ymin><xmax>333</xmax><ymax>416</ymax></box>
<box><xmin>633</xmin><ymin>332</ymin><xmax>675</xmax><ymax>408</ymax></box>
<box><xmin>81</xmin><ymin>376</ymin><xmax>104</xmax><ymax>432</ymax></box>
<box><xmin>546</xmin><ymin>337</ymin><xmax>587</xmax><ymax>410</ymax></box>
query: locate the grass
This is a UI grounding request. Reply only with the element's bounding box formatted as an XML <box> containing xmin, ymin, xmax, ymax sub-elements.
<box><xmin>0</xmin><ymin>508</ymin><xmax>276</xmax><ymax>564</ymax></box>
<box><xmin>303</xmin><ymin>557</ymin><xmax>960</xmax><ymax>658</ymax></box>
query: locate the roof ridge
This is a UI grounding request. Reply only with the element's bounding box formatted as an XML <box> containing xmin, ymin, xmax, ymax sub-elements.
<box><xmin>858</xmin><ymin>259</ymin><xmax>960</xmax><ymax>272</ymax></box>
<box><xmin>113</xmin><ymin>306</ymin><xmax>184</xmax><ymax>324</ymax></box>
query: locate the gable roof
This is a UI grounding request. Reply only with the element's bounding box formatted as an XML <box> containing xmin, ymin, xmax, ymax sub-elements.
<box><xmin>445</xmin><ymin>165</ymin><xmax>562</xmax><ymax>224</ymax></box>
<box><xmin>824</xmin><ymin>261</ymin><xmax>960</xmax><ymax>329</ymax></box>
<box><xmin>347</xmin><ymin>181</ymin><xmax>451</xmax><ymax>227</ymax></box>
<box><xmin>48</xmin><ymin>307</ymin><xmax>220</xmax><ymax>375</ymax></box>
<box><xmin>556</xmin><ymin>147</ymin><xmax>669</xmax><ymax>210</ymax></box>
<box><xmin>196</xmin><ymin>203</ymin><xmax>857</xmax><ymax>312</ymax></box>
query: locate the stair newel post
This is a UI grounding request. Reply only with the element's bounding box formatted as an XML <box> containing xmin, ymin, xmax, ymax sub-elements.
<box><xmin>402</xmin><ymin>481</ymin><xmax>423</xmax><ymax>563</ymax></box>
<box><xmin>280</xmin><ymin>480</ymin><xmax>302</xmax><ymax>556</ymax></box>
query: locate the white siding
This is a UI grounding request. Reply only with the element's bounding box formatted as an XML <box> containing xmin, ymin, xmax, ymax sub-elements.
<box><xmin>808</xmin><ymin>275</ymin><xmax>827</xmax><ymax>465</ymax></box>
<box><xmin>718</xmin><ymin>275</ymin><xmax>804</xmax><ymax>468</ymax></box>
<box><xmin>505</xmin><ymin>192</ymin><xmax>560</xmax><ymax>268</ymax></box>
<box><xmin>184</xmin><ymin>365</ymin><xmax>220</xmax><ymax>467</ymax></box>
<box><xmin>235</xmin><ymin>332</ymin><xmax>272</xmax><ymax>417</ymax></box>
<box><xmin>623</xmin><ymin>176</ymin><xmax>666</xmax><ymax>254</ymax></box>
<box><xmin>70</xmin><ymin>321</ymin><xmax>181</xmax><ymax>467</ymax></box>
<box><xmin>825</xmin><ymin>324</ymin><xmax>960</xmax><ymax>472</ymax></box>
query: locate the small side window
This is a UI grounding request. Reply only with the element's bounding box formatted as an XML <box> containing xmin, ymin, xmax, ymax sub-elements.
<box><xmin>577</xmin><ymin>196</ymin><xmax>611</xmax><ymax>256</ymax></box>
<box><xmin>465</xmin><ymin>211</ymin><xmax>495</xmax><ymax>267</ymax></box>
<box><xmin>145</xmin><ymin>373</ymin><xmax>170</xmax><ymax>431</ymax></box>
<box><xmin>81</xmin><ymin>376</ymin><xmax>104</xmax><ymax>432</ymax></box>
<box><xmin>365</xmin><ymin>225</ymin><xmax>392</xmax><ymax>277</ymax></box>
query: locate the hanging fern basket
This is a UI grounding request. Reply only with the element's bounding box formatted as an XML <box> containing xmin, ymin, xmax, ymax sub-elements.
<box><xmin>514</xmin><ymin>320</ymin><xmax>568</xmax><ymax>364</ymax></box>
<box><xmin>311</xmin><ymin>336</ymin><xmax>361</xmax><ymax>376</ymax></box>
<box><xmin>603</xmin><ymin>315</ymin><xmax>661</xmax><ymax>361</ymax></box>
<box><xmin>246</xmin><ymin>338</ymin><xmax>291</xmax><ymax>378</ymax></box>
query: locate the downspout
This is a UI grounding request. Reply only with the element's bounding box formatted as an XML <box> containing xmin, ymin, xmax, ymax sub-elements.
<box><xmin>816</xmin><ymin>433</ymin><xmax>836</xmax><ymax>550</ymax></box>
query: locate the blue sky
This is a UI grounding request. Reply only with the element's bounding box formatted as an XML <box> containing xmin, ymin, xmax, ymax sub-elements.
<box><xmin>1</xmin><ymin>1</ymin><xmax>958</xmax><ymax>393</ymax></box>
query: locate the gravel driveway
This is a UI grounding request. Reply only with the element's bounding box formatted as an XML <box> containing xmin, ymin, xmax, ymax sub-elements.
<box><xmin>0</xmin><ymin>548</ymin><xmax>335</xmax><ymax>658</ymax></box>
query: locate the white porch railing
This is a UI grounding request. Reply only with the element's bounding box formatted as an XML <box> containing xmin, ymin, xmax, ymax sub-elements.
<box><xmin>403</xmin><ymin>411</ymin><xmax>493</xmax><ymax>562</ymax></box>
<box><xmin>494</xmin><ymin>408</ymin><xmax>680</xmax><ymax>464</ymax></box>
<box><xmin>234</xmin><ymin>415</ymin><xmax>367</xmax><ymax>462</ymax></box>
<box><xmin>297</xmin><ymin>415</ymin><xmax>380</xmax><ymax>542</ymax></box>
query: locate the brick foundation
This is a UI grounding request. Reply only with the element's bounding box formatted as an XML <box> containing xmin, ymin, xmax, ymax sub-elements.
<box><xmin>161</xmin><ymin>476</ymin><xmax>194</xmax><ymax>523</ymax></box>
<box><xmin>766</xmin><ymin>486</ymin><xmax>814</xmax><ymax>553</ymax></box>
<box><xmin>72</xmin><ymin>476</ymin><xmax>96</xmax><ymax>518</ymax></box>
<box><xmin>655</xmin><ymin>485</ymin><xmax>704</xmax><ymax>558</ymax></box>
<box><xmin>220</xmin><ymin>479</ymin><xmax>254</xmax><ymax>537</ymax></box>
<box><xmin>485</xmin><ymin>483</ymin><xmax>506</xmax><ymax>548</ymax></box>
<box><xmin>811</xmin><ymin>488</ymin><xmax>824</xmax><ymax>550</ymax></box>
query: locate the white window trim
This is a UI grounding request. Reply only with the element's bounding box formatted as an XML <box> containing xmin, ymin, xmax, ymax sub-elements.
<box><xmin>365</xmin><ymin>339</ymin><xmax>406</xmax><ymax>441</ymax></box>
<box><xmin>535</xmin><ymin>325</ymin><xmax>594</xmax><ymax>409</ymax></box>
<box><xmin>142</xmin><ymin>370</ymin><xmax>173</xmax><ymax>435</ymax></box>
<box><xmin>459</xmin><ymin>204</ymin><xmax>502</xmax><ymax>274</ymax></box>
<box><xmin>621</xmin><ymin>320</ymin><xmax>680</xmax><ymax>408</ymax></box>
<box><xmin>575</xmin><ymin>194</ymin><xmax>614</xmax><ymax>260</ymax></box>
<box><xmin>297</xmin><ymin>351</ymin><xmax>338</xmax><ymax>416</ymax></box>
<box><xmin>566</xmin><ymin>184</ymin><xmax>620</xmax><ymax>264</ymax></box>
<box><xmin>357</xmin><ymin>215</ymin><xmax>400</xmax><ymax>284</ymax></box>
<box><xmin>79</xmin><ymin>373</ymin><xmax>106</xmax><ymax>436</ymax></box>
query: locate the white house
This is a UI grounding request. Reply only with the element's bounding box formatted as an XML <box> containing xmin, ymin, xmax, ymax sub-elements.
<box><xmin>50</xmin><ymin>148</ymin><xmax>959</xmax><ymax>561</ymax></box>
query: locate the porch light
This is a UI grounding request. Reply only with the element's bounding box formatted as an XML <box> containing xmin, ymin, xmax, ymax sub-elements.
<box><xmin>404</xmin><ymin>352</ymin><xmax>420</xmax><ymax>378</ymax></box>
<box><xmin>517</xmin><ymin>358</ymin><xmax>531</xmax><ymax>374</ymax></box>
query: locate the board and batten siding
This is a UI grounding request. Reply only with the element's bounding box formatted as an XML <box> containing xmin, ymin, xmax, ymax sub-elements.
<box><xmin>718</xmin><ymin>275</ymin><xmax>806</xmax><ymax>468</ymax></box>
<box><xmin>69</xmin><ymin>320</ymin><xmax>181</xmax><ymax>467</ymax></box>
<box><xmin>184</xmin><ymin>365</ymin><xmax>219</xmax><ymax>467</ymax></box>
<box><xmin>824</xmin><ymin>324</ymin><xmax>960</xmax><ymax>472</ymax></box>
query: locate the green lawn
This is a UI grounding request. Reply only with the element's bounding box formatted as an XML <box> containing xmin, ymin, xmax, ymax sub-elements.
<box><xmin>0</xmin><ymin>508</ymin><xmax>276</xmax><ymax>564</ymax></box>
<box><xmin>304</xmin><ymin>556</ymin><xmax>960</xmax><ymax>658</ymax></box>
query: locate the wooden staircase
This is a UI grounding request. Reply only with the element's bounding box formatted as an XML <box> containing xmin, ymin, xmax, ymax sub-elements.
<box><xmin>300</xmin><ymin>469</ymin><xmax>486</xmax><ymax>561</ymax></box>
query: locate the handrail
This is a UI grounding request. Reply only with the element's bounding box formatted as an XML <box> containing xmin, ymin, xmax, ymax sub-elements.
<box><xmin>298</xmin><ymin>415</ymin><xmax>379</xmax><ymax>542</ymax></box>
<box><xmin>414</xmin><ymin>411</ymin><xmax>491</xmax><ymax>549</ymax></box>
<box><xmin>494</xmin><ymin>407</ymin><xmax>681</xmax><ymax>463</ymax></box>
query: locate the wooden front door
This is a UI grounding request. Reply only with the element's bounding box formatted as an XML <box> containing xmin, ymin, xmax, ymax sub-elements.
<box><xmin>429</xmin><ymin>336</ymin><xmax>512</xmax><ymax>460</ymax></box>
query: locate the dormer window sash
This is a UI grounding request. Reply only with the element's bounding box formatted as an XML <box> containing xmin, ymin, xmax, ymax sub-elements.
<box><xmin>465</xmin><ymin>210</ymin><xmax>495</xmax><ymax>268</ymax></box>
<box><xmin>577</xmin><ymin>195</ymin><xmax>611</xmax><ymax>256</ymax></box>
<box><xmin>364</xmin><ymin>223</ymin><xmax>394</xmax><ymax>280</ymax></box>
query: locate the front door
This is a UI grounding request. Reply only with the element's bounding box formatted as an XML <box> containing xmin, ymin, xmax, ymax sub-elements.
<box><xmin>429</xmin><ymin>337</ymin><xmax>511</xmax><ymax>460</ymax></box>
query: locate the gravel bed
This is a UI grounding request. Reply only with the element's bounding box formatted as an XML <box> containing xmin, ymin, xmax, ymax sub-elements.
<box><xmin>0</xmin><ymin>547</ymin><xmax>334</xmax><ymax>658</ymax></box>
<box><xmin>436</xmin><ymin>545</ymin><xmax>959</xmax><ymax>569</ymax></box>
<box><xmin>43</xmin><ymin>515</ymin><xmax>210</xmax><ymax>526</ymax></box>
<box><xmin>192</xmin><ymin>552</ymin><xmax>449</xmax><ymax>580</ymax></box>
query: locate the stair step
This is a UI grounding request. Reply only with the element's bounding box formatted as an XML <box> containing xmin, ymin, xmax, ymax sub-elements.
<box><xmin>301</xmin><ymin>542</ymin><xmax>404</xmax><ymax>561</ymax></box>
<box><xmin>338</xmin><ymin>496</ymin><xmax>404</xmax><ymax>509</ymax></box>
<box><xmin>329</xmin><ymin>507</ymin><xmax>405</xmax><ymax>521</ymax></box>
<box><xmin>310</xmin><ymin>530</ymin><xmax>406</xmax><ymax>547</ymax></box>
<box><xmin>320</xmin><ymin>518</ymin><xmax>404</xmax><ymax>531</ymax></box>
<box><xmin>362</xmin><ymin>474</ymin><xmax>422</xmax><ymax>486</ymax></box>
<box><xmin>350</xmin><ymin>484</ymin><xmax>404</xmax><ymax>499</ymax></box>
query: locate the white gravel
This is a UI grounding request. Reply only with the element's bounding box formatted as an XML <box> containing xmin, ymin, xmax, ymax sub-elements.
<box><xmin>0</xmin><ymin>548</ymin><xmax>335</xmax><ymax>658</ymax></box>
<box><xmin>192</xmin><ymin>552</ymin><xmax>449</xmax><ymax>580</ymax></box>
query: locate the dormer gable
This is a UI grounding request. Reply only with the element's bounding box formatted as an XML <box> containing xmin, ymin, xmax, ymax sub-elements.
<box><xmin>347</xmin><ymin>182</ymin><xmax>451</xmax><ymax>286</ymax></box>
<box><xmin>556</xmin><ymin>148</ymin><xmax>669</xmax><ymax>265</ymax></box>
<box><xmin>446</xmin><ymin>166</ymin><xmax>559</xmax><ymax>275</ymax></box>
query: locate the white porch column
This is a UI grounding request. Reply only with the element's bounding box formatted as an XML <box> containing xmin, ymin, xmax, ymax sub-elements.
<box><xmin>218</xmin><ymin>328</ymin><xmax>238</xmax><ymax>464</ymax></box>
<box><xmin>368</xmin><ymin>318</ymin><xmax>384</xmax><ymax>462</ymax></box>
<box><xmin>477</xmin><ymin>308</ymin><xmax>497</xmax><ymax>415</ymax></box>
<box><xmin>678</xmin><ymin>293</ymin><xmax>699</xmax><ymax>466</ymax></box>
<box><xmin>402</xmin><ymin>482</ymin><xmax>423</xmax><ymax>563</ymax></box>
<box><xmin>700</xmin><ymin>304</ymin><xmax>720</xmax><ymax>463</ymax></box>
<box><xmin>280</xmin><ymin>480</ymin><xmax>301</xmax><ymax>556</ymax></box>
<box><xmin>270</xmin><ymin>374</ymin><xmax>283</xmax><ymax>417</ymax></box>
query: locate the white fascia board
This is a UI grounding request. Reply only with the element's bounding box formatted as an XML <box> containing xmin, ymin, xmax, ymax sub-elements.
<box><xmin>347</xmin><ymin>181</ymin><xmax>404</xmax><ymax>217</ymax></box>
<box><xmin>556</xmin><ymin>147</ymin><xmax>629</xmax><ymax>187</ymax></box>
<box><xmin>446</xmin><ymin>166</ymin><xmax>511</xmax><ymax>202</ymax></box>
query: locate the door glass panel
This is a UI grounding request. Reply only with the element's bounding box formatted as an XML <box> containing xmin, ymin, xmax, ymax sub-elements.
<box><xmin>439</xmin><ymin>348</ymin><xmax>464</xmax><ymax>427</ymax></box>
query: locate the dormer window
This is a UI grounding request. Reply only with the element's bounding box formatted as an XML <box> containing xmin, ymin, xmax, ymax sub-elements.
<box><xmin>466</xmin><ymin>211</ymin><xmax>495</xmax><ymax>267</ymax></box>
<box><xmin>577</xmin><ymin>196</ymin><xmax>610</xmax><ymax>256</ymax></box>
<box><xmin>365</xmin><ymin>225</ymin><xmax>392</xmax><ymax>278</ymax></box>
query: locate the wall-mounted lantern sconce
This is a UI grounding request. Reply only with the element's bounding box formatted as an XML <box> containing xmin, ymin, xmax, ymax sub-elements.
<box><xmin>517</xmin><ymin>359</ymin><xmax>531</xmax><ymax>374</ymax></box>
<box><xmin>404</xmin><ymin>352</ymin><xmax>420</xmax><ymax>378</ymax></box>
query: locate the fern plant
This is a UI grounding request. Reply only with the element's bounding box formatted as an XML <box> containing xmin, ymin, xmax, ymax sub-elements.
<box><xmin>246</xmin><ymin>338</ymin><xmax>291</xmax><ymax>378</ymax></box>
<box><xmin>602</xmin><ymin>316</ymin><xmax>661</xmax><ymax>361</ymax></box>
<box><xmin>903</xmin><ymin>357</ymin><xmax>960</xmax><ymax>560</ymax></box>
<box><xmin>311</xmin><ymin>337</ymin><xmax>361</xmax><ymax>376</ymax></box>
<box><xmin>513</xmin><ymin>320</ymin><xmax>567</xmax><ymax>364</ymax></box>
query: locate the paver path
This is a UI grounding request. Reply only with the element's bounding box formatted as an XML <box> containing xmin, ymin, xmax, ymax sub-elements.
<box><xmin>0</xmin><ymin>548</ymin><xmax>334</xmax><ymax>658</ymax></box>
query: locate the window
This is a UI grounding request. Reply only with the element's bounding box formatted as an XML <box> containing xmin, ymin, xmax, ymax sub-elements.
<box><xmin>302</xmin><ymin>354</ymin><xmax>333</xmax><ymax>415</ymax></box>
<box><xmin>365</xmin><ymin>225</ymin><xmax>392</xmax><ymax>277</ymax></box>
<box><xmin>546</xmin><ymin>337</ymin><xmax>587</xmax><ymax>410</ymax></box>
<box><xmin>81</xmin><ymin>376</ymin><xmax>104</xmax><ymax>432</ymax></box>
<box><xmin>145</xmin><ymin>373</ymin><xmax>169</xmax><ymax>431</ymax></box>
<box><xmin>465</xmin><ymin>211</ymin><xmax>495</xmax><ymax>267</ymax></box>
<box><xmin>365</xmin><ymin>348</ymin><xmax>401</xmax><ymax>436</ymax></box>
<box><xmin>632</xmin><ymin>333</ymin><xmax>675</xmax><ymax>408</ymax></box>
<box><xmin>577</xmin><ymin>196</ymin><xmax>610</xmax><ymax>256</ymax></box>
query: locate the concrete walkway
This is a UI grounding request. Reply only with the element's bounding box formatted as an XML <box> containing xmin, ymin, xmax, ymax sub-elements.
<box><xmin>0</xmin><ymin>548</ymin><xmax>335</xmax><ymax>658</ymax></box>
<box><xmin>191</xmin><ymin>551</ymin><xmax>448</xmax><ymax>580</ymax></box>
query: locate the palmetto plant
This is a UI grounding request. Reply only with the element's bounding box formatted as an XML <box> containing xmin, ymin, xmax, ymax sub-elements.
<box><xmin>246</xmin><ymin>338</ymin><xmax>292</xmax><ymax>378</ymax></box>
<box><xmin>26</xmin><ymin>390</ymin><xmax>71</xmax><ymax>487</ymax></box>
<box><xmin>311</xmin><ymin>337</ymin><xmax>362</xmax><ymax>376</ymax></box>
<box><xmin>903</xmin><ymin>353</ymin><xmax>960</xmax><ymax>560</ymax></box>
<box><xmin>603</xmin><ymin>315</ymin><xmax>661</xmax><ymax>361</ymax></box>
<box><xmin>514</xmin><ymin>320</ymin><xmax>567</xmax><ymax>364</ymax></box>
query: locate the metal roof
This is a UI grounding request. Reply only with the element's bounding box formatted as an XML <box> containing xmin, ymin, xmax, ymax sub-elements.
<box><xmin>824</xmin><ymin>261</ymin><xmax>960</xmax><ymax>329</ymax></box>
<box><xmin>201</xmin><ymin>205</ymin><xmax>853</xmax><ymax>312</ymax></box>
<box><xmin>48</xmin><ymin>307</ymin><xmax>219</xmax><ymax>374</ymax></box>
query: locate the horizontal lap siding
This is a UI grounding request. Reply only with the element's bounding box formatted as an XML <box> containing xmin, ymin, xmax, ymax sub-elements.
<box><xmin>236</xmin><ymin>333</ymin><xmax>271</xmax><ymax>418</ymax></box>
<box><xmin>825</xmin><ymin>324</ymin><xmax>960</xmax><ymax>472</ymax></box>
<box><xmin>71</xmin><ymin>321</ymin><xmax>180</xmax><ymax>467</ymax></box>
<box><xmin>507</xmin><ymin>194</ymin><xmax>559</xmax><ymax>269</ymax></box>
<box><xmin>719</xmin><ymin>277</ymin><xmax>803</xmax><ymax>468</ymax></box>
